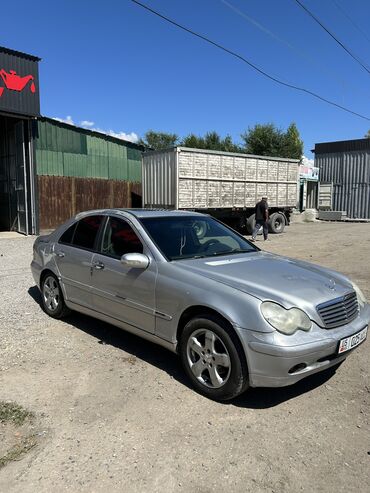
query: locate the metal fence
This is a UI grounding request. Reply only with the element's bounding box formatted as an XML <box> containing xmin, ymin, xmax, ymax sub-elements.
<box><xmin>37</xmin><ymin>175</ymin><xmax>141</xmax><ymax>230</ymax></box>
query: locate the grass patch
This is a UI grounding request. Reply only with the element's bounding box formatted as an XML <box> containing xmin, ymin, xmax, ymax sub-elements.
<box><xmin>0</xmin><ymin>401</ymin><xmax>34</xmax><ymax>426</ymax></box>
<box><xmin>0</xmin><ymin>401</ymin><xmax>37</xmax><ymax>469</ymax></box>
<box><xmin>0</xmin><ymin>435</ymin><xmax>37</xmax><ymax>469</ymax></box>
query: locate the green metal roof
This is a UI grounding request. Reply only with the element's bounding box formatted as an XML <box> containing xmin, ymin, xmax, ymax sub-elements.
<box><xmin>35</xmin><ymin>117</ymin><xmax>143</xmax><ymax>182</ymax></box>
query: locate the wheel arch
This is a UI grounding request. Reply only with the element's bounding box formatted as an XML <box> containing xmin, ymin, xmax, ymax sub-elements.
<box><xmin>176</xmin><ymin>305</ymin><xmax>249</xmax><ymax>370</ymax></box>
<box><xmin>40</xmin><ymin>268</ymin><xmax>56</xmax><ymax>286</ymax></box>
<box><xmin>39</xmin><ymin>268</ymin><xmax>68</xmax><ymax>301</ymax></box>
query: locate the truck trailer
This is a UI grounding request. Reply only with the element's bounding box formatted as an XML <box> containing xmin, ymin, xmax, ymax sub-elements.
<box><xmin>142</xmin><ymin>147</ymin><xmax>299</xmax><ymax>234</ymax></box>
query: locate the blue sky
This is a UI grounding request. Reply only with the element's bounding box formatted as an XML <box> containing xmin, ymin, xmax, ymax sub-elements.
<box><xmin>2</xmin><ymin>0</ymin><xmax>370</xmax><ymax>159</ymax></box>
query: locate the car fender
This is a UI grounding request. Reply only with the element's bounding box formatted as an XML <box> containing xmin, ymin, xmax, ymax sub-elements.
<box><xmin>154</xmin><ymin>263</ymin><xmax>273</xmax><ymax>344</ymax></box>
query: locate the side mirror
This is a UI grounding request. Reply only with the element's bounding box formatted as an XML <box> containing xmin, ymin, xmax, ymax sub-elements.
<box><xmin>120</xmin><ymin>253</ymin><xmax>149</xmax><ymax>269</ymax></box>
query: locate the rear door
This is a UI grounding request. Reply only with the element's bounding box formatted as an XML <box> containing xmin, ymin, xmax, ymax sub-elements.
<box><xmin>53</xmin><ymin>215</ymin><xmax>104</xmax><ymax>308</ymax></box>
<box><xmin>90</xmin><ymin>215</ymin><xmax>157</xmax><ymax>334</ymax></box>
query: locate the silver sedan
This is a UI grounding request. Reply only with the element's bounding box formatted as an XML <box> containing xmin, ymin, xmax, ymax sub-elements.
<box><xmin>31</xmin><ymin>209</ymin><xmax>369</xmax><ymax>401</ymax></box>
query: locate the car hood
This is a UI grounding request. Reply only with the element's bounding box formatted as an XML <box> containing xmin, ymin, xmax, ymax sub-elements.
<box><xmin>176</xmin><ymin>251</ymin><xmax>354</xmax><ymax>322</ymax></box>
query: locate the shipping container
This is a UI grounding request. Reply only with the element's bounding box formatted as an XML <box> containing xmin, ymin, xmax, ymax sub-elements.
<box><xmin>143</xmin><ymin>147</ymin><xmax>299</xmax><ymax>234</ymax></box>
<box><xmin>315</xmin><ymin>138</ymin><xmax>370</xmax><ymax>220</ymax></box>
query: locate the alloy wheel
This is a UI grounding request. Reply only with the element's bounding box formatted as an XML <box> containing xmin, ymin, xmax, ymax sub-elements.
<box><xmin>186</xmin><ymin>328</ymin><xmax>231</xmax><ymax>388</ymax></box>
<box><xmin>43</xmin><ymin>276</ymin><xmax>60</xmax><ymax>312</ymax></box>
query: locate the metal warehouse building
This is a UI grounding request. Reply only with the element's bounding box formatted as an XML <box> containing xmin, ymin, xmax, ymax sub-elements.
<box><xmin>314</xmin><ymin>138</ymin><xmax>370</xmax><ymax>220</ymax></box>
<box><xmin>0</xmin><ymin>46</ymin><xmax>143</xmax><ymax>234</ymax></box>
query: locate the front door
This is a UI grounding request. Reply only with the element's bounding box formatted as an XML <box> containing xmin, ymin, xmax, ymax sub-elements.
<box><xmin>90</xmin><ymin>216</ymin><xmax>157</xmax><ymax>334</ymax></box>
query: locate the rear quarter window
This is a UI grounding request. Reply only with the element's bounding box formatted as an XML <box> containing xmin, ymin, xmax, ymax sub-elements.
<box><xmin>73</xmin><ymin>216</ymin><xmax>103</xmax><ymax>250</ymax></box>
<box><xmin>59</xmin><ymin>216</ymin><xmax>103</xmax><ymax>250</ymax></box>
<box><xmin>59</xmin><ymin>223</ymin><xmax>76</xmax><ymax>245</ymax></box>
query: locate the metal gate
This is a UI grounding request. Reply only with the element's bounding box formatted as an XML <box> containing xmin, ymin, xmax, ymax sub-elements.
<box><xmin>14</xmin><ymin>120</ymin><xmax>28</xmax><ymax>234</ymax></box>
<box><xmin>0</xmin><ymin>116</ymin><xmax>36</xmax><ymax>234</ymax></box>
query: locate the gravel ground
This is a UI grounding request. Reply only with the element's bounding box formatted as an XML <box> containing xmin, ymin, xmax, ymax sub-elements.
<box><xmin>0</xmin><ymin>221</ymin><xmax>369</xmax><ymax>493</ymax></box>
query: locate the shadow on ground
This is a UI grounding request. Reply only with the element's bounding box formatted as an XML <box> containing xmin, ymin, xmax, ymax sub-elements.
<box><xmin>28</xmin><ymin>285</ymin><xmax>341</xmax><ymax>409</ymax></box>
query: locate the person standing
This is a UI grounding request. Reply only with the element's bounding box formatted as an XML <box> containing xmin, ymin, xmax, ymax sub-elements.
<box><xmin>251</xmin><ymin>196</ymin><xmax>269</xmax><ymax>241</ymax></box>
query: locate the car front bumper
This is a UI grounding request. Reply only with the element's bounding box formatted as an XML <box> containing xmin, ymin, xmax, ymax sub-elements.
<box><xmin>235</xmin><ymin>304</ymin><xmax>370</xmax><ymax>388</ymax></box>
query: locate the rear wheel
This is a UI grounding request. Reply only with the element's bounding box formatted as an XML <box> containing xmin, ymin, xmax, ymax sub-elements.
<box><xmin>41</xmin><ymin>273</ymin><xmax>69</xmax><ymax>319</ymax></box>
<box><xmin>268</xmin><ymin>212</ymin><xmax>285</xmax><ymax>234</ymax></box>
<box><xmin>179</xmin><ymin>315</ymin><xmax>249</xmax><ymax>401</ymax></box>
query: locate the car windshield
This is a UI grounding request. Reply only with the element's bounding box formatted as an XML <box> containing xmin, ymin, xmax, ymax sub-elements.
<box><xmin>139</xmin><ymin>216</ymin><xmax>258</xmax><ymax>261</ymax></box>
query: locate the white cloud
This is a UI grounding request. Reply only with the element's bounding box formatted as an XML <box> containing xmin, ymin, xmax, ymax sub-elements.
<box><xmin>101</xmin><ymin>130</ymin><xmax>139</xmax><ymax>143</ymax></box>
<box><xmin>52</xmin><ymin>116</ymin><xmax>138</xmax><ymax>143</ymax></box>
<box><xmin>301</xmin><ymin>155</ymin><xmax>314</xmax><ymax>167</ymax></box>
<box><xmin>53</xmin><ymin>115</ymin><xmax>75</xmax><ymax>126</ymax></box>
<box><xmin>80</xmin><ymin>120</ymin><xmax>95</xmax><ymax>128</ymax></box>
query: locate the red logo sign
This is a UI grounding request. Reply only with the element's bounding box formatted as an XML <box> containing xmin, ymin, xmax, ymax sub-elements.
<box><xmin>0</xmin><ymin>69</ymin><xmax>36</xmax><ymax>97</ymax></box>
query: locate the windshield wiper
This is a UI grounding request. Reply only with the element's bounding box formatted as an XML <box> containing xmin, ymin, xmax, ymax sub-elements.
<box><xmin>173</xmin><ymin>249</ymin><xmax>255</xmax><ymax>260</ymax></box>
<box><xmin>204</xmin><ymin>249</ymin><xmax>255</xmax><ymax>258</ymax></box>
<box><xmin>228</xmin><ymin>248</ymin><xmax>255</xmax><ymax>254</ymax></box>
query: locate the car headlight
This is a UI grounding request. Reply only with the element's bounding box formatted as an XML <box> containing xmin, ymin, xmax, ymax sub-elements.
<box><xmin>352</xmin><ymin>282</ymin><xmax>367</xmax><ymax>308</ymax></box>
<box><xmin>261</xmin><ymin>301</ymin><xmax>312</xmax><ymax>335</ymax></box>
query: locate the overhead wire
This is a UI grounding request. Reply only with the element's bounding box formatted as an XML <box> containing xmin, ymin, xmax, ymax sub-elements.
<box><xmin>220</xmin><ymin>0</ymin><xmax>349</xmax><ymax>89</ymax></box>
<box><xmin>293</xmin><ymin>0</ymin><xmax>370</xmax><ymax>76</ymax></box>
<box><xmin>130</xmin><ymin>0</ymin><xmax>370</xmax><ymax>121</ymax></box>
<box><xmin>330</xmin><ymin>0</ymin><xmax>370</xmax><ymax>47</ymax></box>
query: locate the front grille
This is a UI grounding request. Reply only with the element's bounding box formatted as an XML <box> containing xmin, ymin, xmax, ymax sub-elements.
<box><xmin>317</xmin><ymin>291</ymin><xmax>359</xmax><ymax>329</ymax></box>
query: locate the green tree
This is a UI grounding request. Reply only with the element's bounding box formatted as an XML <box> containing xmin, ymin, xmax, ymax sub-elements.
<box><xmin>241</xmin><ymin>123</ymin><xmax>283</xmax><ymax>157</ymax></box>
<box><xmin>181</xmin><ymin>133</ymin><xmax>206</xmax><ymax>149</ymax></box>
<box><xmin>182</xmin><ymin>131</ymin><xmax>241</xmax><ymax>152</ymax></box>
<box><xmin>203</xmin><ymin>131</ymin><xmax>222</xmax><ymax>151</ymax></box>
<box><xmin>241</xmin><ymin>122</ymin><xmax>303</xmax><ymax>159</ymax></box>
<box><xmin>138</xmin><ymin>130</ymin><xmax>179</xmax><ymax>150</ymax></box>
<box><xmin>365</xmin><ymin>130</ymin><xmax>370</xmax><ymax>138</ymax></box>
<box><xmin>220</xmin><ymin>135</ymin><xmax>242</xmax><ymax>153</ymax></box>
<box><xmin>281</xmin><ymin>123</ymin><xmax>303</xmax><ymax>159</ymax></box>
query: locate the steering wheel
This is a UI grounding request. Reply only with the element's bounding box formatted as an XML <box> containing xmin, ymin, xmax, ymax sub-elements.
<box><xmin>200</xmin><ymin>239</ymin><xmax>221</xmax><ymax>252</ymax></box>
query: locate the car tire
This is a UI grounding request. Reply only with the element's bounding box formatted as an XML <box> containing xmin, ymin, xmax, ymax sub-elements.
<box><xmin>179</xmin><ymin>315</ymin><xmax>249</xmax><ymax>401</ymax></box>
<box><xmin>41</xmin><ymin>273</ymin><xmax>70</xmax><ymax>319</ymax></box>
<box><xmin>268</xmin><ymin>212</ymin><xmax>285</xmax><ymax>234</ymax></box>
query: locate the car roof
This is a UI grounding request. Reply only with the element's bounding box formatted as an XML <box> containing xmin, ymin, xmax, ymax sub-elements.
<box><xmin>75</xmin><ymin>208</ymin><xmax>207</xmax><ymax>220</ymax></box>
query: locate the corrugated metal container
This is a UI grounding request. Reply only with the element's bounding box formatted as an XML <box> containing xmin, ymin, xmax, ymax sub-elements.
<box><xmin>316</xmin><ymin>148</ymin><xmax>370</xmax><ymax>219</ymax></box>
<box><xmin>143</xmin><ymin>147</ymin><xmax>299</xmax><ymax>209</ymax></box>
<box><xmin>35</xmin><ymin>117</ymin><xmax>143</xmax><ymax>181</ymax></box>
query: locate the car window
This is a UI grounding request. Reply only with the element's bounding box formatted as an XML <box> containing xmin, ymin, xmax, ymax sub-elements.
<box><xmin>140</xmin><ymin>216</ymin><xmax>257</xmax><ymax>261</ymax></box>
<box><xmin>59</xmin><ymin>223</ymin><xmax>77</xmax><ymax>245</ymax></box>
<box><xmin>101</xmin><ymin>217</ymin><xmax>143</xmax><ymax>258</ymax></box>
<box><xmin>71</xmin><ymin>215</ymin><xmax>104</xmax><ymax>250</ymax></box>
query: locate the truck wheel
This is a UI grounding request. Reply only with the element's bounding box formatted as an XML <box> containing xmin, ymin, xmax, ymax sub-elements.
<box><xmin>246</xmin><ymin>214</ymin><xmax>263</xmax><ymax>235</ymax></box>
<box><xmin>268</xmin><ymin>213</ymin><xmax>285</xmax><ymax>234</ymax></box>
<box><xmin>246</xmin><ymin>214</ymin><xmax>255</xmax><ymax>234</ymax></box>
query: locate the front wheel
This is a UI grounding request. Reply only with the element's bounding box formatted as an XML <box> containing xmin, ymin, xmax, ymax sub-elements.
<box><xmin>179</xmin><ymin>315</ymin><xmax>249</xmax><ymax>401</ymax></box>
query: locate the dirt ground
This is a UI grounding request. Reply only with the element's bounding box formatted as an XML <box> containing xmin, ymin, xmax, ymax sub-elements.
<box><xmin>0</xmin><ymin>220</ymin><xmax>369</xmax><ymax>493</ymax></box>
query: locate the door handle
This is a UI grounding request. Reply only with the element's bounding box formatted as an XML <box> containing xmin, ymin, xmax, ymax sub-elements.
<box><xmin>92</xmin><ymin>261</ymin><xmax>105</xmax><ymax>270</ymax></box>
<box><xmin>56</xmin><ymin>251</ymin><xmax>65</xmax><ymax>258</ymax></box>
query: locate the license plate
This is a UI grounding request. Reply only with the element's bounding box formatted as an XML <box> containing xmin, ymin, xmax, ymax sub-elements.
<box><xmin>338</xmin><ymin>327</ymin><xmax>368</xmax><ymax>354</ymax></box>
